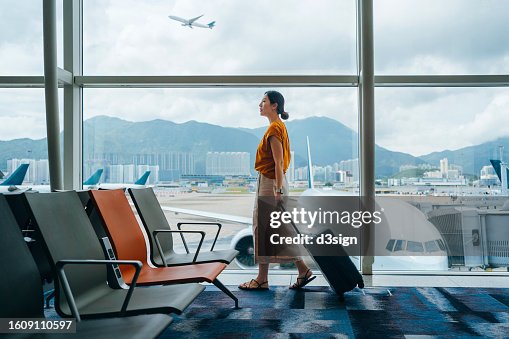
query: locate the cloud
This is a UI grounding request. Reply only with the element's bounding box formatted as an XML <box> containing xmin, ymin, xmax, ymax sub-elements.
<box><xmin>374</xmin><ymin>0</ymin><xmax>509</xmax><ymax>74</ymax></box>
<box><xmin>0</xmin><ymin>89</ymin><xmax>46</xmax><ymax>140</ymax></box>
<box><xmin>2</xmin><ymin>0</ymin><xmax>509</xmax><ymax>160</ymax></box>
<box><xmin>84</xmin><ymin>87</ymin><xmax>357</xmax><ymax>131</ymax></box>
<box><xmin>375</xmin><ymin>88</ymin><xmax>509</xmax><ymax>156</ymax></box>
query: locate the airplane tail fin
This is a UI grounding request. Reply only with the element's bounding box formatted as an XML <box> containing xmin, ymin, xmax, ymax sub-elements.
<box><xmin>306</xmin><ymin>136</ymin><xmax>314</xmax><ymax>189</ymax></box>
<box><xmin>208</xmin><ymin>21</ymin><xmax>216</xmax><ymax>28</ymax></box>
<box><xmin>83</xmin><ymin>169</ymin><xmax>103</xmax><ymax>186</ymax></box>
<box><xmin>134</xmin><ymin>171</ymin><xmax>151</xmax><ymax>185</ymax></box>
<box><xmin>1</xmin><ymin>164</ymin><xmax>29</xmax><ymax>186</ymax></box>
<box><xmin>490</xmin><ymin>159</ymin><xmax>509</xmax><ymax>188</ymax></box>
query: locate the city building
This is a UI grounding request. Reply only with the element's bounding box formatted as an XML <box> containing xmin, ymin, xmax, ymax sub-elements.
<box><xmin>206</xmin><ymin>152</ymin><xmax>250</xmax><ymax>176</ymax></box>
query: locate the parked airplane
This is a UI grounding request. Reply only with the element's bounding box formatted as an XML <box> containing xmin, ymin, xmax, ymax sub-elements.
<box><xmin>490</xmin><ymin>159</ymin><xmax>508</xmax><ymax>189</ymax></box>
<box><xmin>82</xmin><ymin>169</ymin><xmax>104</xmax><ymax>190</ymax></box>
<box><xmin>160</xmin><ymin>138</ymin><xmax>448</xmax><ymax>271</ymax></box>
<box><xmin>0</xmin><ymin>164</ymin><xmax>30</xmax><ymax>193</ymax></box>
<box><xmin>99</xmin><ymin>171</ymin><xmax>151</xmax><ymax>190</ymax></box>
<box><xmin>168</xmin><ymin>14</ymin><xmax>216</xmax><ymax>29</ymax></box>
<box><xmin>6</xmin><ymin>168</ymin><xmax>104</xmax><ymax>193</ymax></box>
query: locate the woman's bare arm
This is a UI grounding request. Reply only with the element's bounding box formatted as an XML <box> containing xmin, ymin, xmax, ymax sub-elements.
<box><xmin>269</xmin><ymin>136</ymin><xmax>284</xmax><ymax>198</ymax></box>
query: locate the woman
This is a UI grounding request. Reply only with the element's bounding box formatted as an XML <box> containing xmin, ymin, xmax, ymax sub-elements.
<box><xmin>239</xmin><ymin>90</ymin><xmax>315</xmax><ymax>290</ymax></box>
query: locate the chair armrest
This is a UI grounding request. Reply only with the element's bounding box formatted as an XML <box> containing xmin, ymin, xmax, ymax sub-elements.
<box><xmin>153</xmin><ymin>229</ymin><xmax>205</xmax><ymax>266</ymax></box>
<box><xmin>55</xmin><ymin>259</ymin><xmax>142</xmax><ymax>321</ymax></box>
<box><xmin>177</xmin><ymin>222</ymin><xmax>222</xmax><ymax>251</ymax></box>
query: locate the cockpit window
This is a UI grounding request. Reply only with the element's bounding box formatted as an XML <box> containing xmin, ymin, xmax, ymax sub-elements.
<box><xmin>425</xmin><ymin>240</ymin><xmax>439</xmax><ymax>252</ymax></box>
<box><xmin>407</xmin><ymin>241</ymin><xmax>424</xmax><ymax>253</ymax></box>
<box><xmin>436</xmin><ymin>239</ymin><xmax>446</xmax><ymax>251</ymax></box>
<box><xmin>393</xmin><ymin>240</ymin><xmax>406</xmax><ymax>252</ymax></box>
<box><xmin>386</xmin><ymin>239</ymin><xmax>396</xmax><ymax>252</ymax></box>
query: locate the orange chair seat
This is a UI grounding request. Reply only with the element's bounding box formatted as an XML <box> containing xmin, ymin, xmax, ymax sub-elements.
<box><xmin>88</xmin><ymin>190</ymin><xmax>228</xmax><ymax>286</ymax></box>
<box><xmin>123</xmin><ymin>262</ymin><xmax>227</xmax><ymax>286</ymax></box>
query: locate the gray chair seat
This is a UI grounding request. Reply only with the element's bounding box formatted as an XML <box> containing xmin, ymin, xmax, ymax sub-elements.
<box><xmin>128</xmin><ymin>187</ymin><xmax>239</xmax><ymax>267</ymax></box>
<box><xmin>164</xmin><ymin>248</ymin><xmax>239</xmax><ymax>266</ymax></box>
<box><xmin>61</xmin><ymin>282</ymin><xmax>204</xmax><ymax>317</ymax></box>
<box><xmin>73</xmin><ymin>314</ymin><xmax>172</xmax><ymax>339</ymax></box>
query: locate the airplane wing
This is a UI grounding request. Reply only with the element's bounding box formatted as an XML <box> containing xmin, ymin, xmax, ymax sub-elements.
<box><xmin>188</xmin><ymin>14</ymin><xmax>204</xmax><ymax>23</ymax></box>
<box><xmin>168</xmin><ymin>15</ymin><xmax>188</xmax><ymax>24</ymax></box>
<box><xmin>0</xmin><ymin>186</ymin><xmax>32</xmax><ymax>194</ymax></box>
<box><xmin>160</xmin><ymin>205</ymin><xmax>252</xmax><ymax>225</ymax></box>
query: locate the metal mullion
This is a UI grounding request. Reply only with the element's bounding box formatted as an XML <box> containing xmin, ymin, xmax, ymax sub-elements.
<box><xmin>63</xmin><ymin>0</ymin><xmax>83</xmax><ymax>190</ymax></box>
<box><xmin>375</xmin><ymin>75</ymin><xmax>509</xmax><ymax>87</ymax></box>
<box><xmin>0</xmin><ymin>76</ymin><xmax>45</xmax><ymax>88</ymax></box>
<box><xmin>75</xmin><ymin>75</ymin><xmax>359</xmax><ymax>88</ymax></box>
<box><xmin>58</xmin><ymin>68</ymin><xmax>73</xmax><ymax>85</ymax></box>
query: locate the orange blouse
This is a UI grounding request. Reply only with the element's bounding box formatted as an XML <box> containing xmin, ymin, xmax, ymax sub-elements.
<box><xmin>254</xmin><ymin>120</ymin><xmax>291</xmax><ymax>179</ymax></box>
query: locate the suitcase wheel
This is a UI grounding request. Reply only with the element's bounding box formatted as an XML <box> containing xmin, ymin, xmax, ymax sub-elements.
<box><xmin>357</xmin><ymin>280</ymin><xmax>365</xmax><ymax>289</ymax></box>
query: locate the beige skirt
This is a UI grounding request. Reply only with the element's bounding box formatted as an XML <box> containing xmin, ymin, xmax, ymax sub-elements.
<box><xmin>253</xmin><ymin>173</ymin><xmax>300</xmax><ymax>264</ymax></box>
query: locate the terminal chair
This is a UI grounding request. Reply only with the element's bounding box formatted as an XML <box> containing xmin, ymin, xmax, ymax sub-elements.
<box><xmin>128</xmin><ymin>187</ymin><xmax>239</xmax><ymax>267</ymax></box>
<box><xmin>0</xmin><ymin>194</ymin><xmax>173</xmax><ymax>339</ymax></box>
<box><xmin>4</xmin><ymin>192</ymin><xmax>55</xmax><ymax>308</ymax></box>
<box><xmin>23</xmin><ymin>191</ymin><xmax>205</xmax><ymax>317</ymax></box>
<box><xmin>88</xmin><ymin>189</ymin><xmax>239</xmax><ymax>308</ymax></box>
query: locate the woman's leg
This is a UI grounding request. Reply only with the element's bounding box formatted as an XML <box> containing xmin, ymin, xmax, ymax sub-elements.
<box><xmin>256</xmin><ymin>263</ymin><xmax>269</xmax><ymax>283</ymax></box>
<box><xmin>294</xmin><ymin>260</ymin><xmax>312</xmax><ymax>279</ymax></box>
<box><xmin>289</xmin><ymin>259</ymin><xmax>316</xmax><ymax>289</ymax></box>
<box><xmin>238</xmin><ymin>263</ymin><xmax>270</xmax><ymax>289</ymax></box>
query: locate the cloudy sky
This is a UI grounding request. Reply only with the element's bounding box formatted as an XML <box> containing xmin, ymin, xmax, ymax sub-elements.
<box><xmin>1</xmin><ymin>0</ymin><xmax>509</xmax><ymax>157</ymax></box>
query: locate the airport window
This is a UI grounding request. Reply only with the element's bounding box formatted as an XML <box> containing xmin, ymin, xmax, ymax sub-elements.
<box><xmin>0</xmin><ymin>1</ymin><xmax>44</xmax><ymax>75</ymax></box>
<box><xmin>374</xmin><ymin>0</ymin><xmax>509</xmax><ymax>75</ymax></box>
<box><xmin>0</xmin><ymin>0</ymin><xmax>64</xmax><ymax>75</ymax></box>
<box><xmin>82</xmin><ymin>0</ymin><xmax>357</xmax><ymax>75</ymax></box>
<box><xmin>375</xmin><ymin>87</ymin><xmax>509</xmax><ymax>271</ymax></box>
<box><xmin>0</xmin><ymin>89</ymin><xmax>50</xmax><ymax>186</ymax></box>
<box><xmin>83</xmin><ymin>87</ymin><xmax>359</xmax><ymax>270</ymax></box>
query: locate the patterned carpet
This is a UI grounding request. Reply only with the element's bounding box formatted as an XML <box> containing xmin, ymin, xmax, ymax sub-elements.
<box><xmin>158</xmin><ymin>285</ymin><xmax>509</xmax><ymax>338</ymax></box>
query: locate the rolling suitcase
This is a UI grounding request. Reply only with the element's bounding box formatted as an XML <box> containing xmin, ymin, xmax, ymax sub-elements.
<box><xmin>281</xmin><ymin>204</ymin><xmax>364</xmax><ymax>300</ymax></box>
<box><xmin>306</xmin><ymin>230</ymin><xmax>365</xmax><ymax>300</ymax></box>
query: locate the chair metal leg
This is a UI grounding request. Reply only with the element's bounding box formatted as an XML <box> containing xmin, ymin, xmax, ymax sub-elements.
<box><xmin>213</xmin><ymin>279</ymin><xmax>239</xmax><ymax>309</ymax></box>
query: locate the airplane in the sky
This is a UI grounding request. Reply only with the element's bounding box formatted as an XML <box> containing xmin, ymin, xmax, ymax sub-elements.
<box><xmin>0</xmin><ymin>164</ymin><xmax>30</xmax><ymax>193</ymax></box>
<box><xmin>160</xmin><ymin>138</ymin><xmax>448</xmax><ymax>271</ymax></box>
<box><xmin>99</xmin><ymin>171</ymin><xmax>151</xmax><ymax>190</ymax></box>
<box><xmin>168</xmin><ymin>14</ymin><xmax>216</xmax><ymax>29</ymax></box>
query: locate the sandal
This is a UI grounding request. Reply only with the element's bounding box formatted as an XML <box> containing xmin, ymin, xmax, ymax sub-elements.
<box><xmin>289</xmin><ymin>269</ymin><xmax>316</xmax><ymax>289</ymax></box>
<box><xmin>238</xmin><ymin>279</ymin><xmax>269</xmax><ymax>290</ymax></box>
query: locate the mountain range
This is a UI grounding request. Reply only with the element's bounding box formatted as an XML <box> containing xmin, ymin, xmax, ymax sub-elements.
<box><xmin>0</xmin><ymin>115</ymin><xmax>506</xmax><ymax>178</ymax></box>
